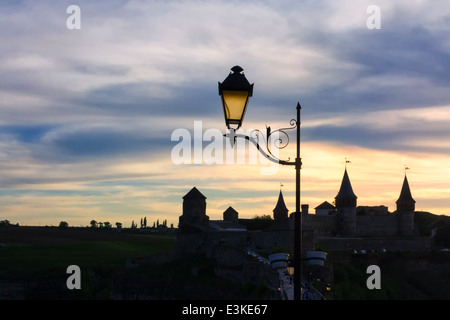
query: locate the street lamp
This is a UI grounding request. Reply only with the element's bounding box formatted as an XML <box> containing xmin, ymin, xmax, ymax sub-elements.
<box><xmin>287</xmin><ymin>259</ymin><xmax>295</xmax><ymax>277</ymax></box>
<box><xmin>287</xmin><ymin>259</ymin><xmax>295</xmax><ymax>286</ymax></box>
<box><xmin>218</xmin><ymin>66</ymin><xmax>254</xmax><ymax>130</ymax></box>
<box><xmin>218</xmin><ymin>65</ymin><xmax>303</xmax><ymax>300</ymax></box>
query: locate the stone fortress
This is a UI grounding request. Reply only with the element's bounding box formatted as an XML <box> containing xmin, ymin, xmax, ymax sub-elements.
<box><xmin>297</xmin><ymin>168</ymin><xmax>431</xmax><ymax>252</ymax></box>
<box><xmin>176</xmin><ymin>168</ymin><xmax>432</xmax><ymax>258</ymax></box>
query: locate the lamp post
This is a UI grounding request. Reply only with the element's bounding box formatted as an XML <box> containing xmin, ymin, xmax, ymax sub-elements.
<box><xmin>218</xmin><ymin>66</ymin><xmax>303</xmax><ymax>300</ymax></box>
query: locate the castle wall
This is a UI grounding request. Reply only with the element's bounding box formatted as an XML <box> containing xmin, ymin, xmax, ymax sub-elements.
<box><xmin>249</xmin><ymin>230</ymin><xmax>293</xmax><ymax>254</ymax></box>
<box><xmin>316</xmin><ymin>236</ymin><xmax>432</xmax><ymax>252</ymax></box>
<box><xmin>304</xmin><ymin>212</ymin><xmax>415</xmax><ymax>238</ymax></box>
<box><xmin>398</xmin><ymin>211</ymin><xmax>414</xmax><ymax>236</ymax></box>
<box><xmin>336</xmin><ymin>208</ymin><xmax>356</xmax><ymax>236</ymax></box>
<box><xmin>247</xmin><ymin>228</ymin><xmax>314</xmax><ymax>256</ymax></box>
<box><xmin>303</xmin><ymin>214</ymin><xmax>336</xmax><ymax>237</ymax></box>
<box><xmin>355</xmin><ymin>215</ymin><xmax>398</xmax><ymax>237</ymax></box>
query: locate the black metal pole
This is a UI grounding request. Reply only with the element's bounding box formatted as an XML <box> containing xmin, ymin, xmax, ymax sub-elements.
<box><xmin>294</xmin><ymin>102</ymin><xmax>302</xmax><ymax>301</ymax></box>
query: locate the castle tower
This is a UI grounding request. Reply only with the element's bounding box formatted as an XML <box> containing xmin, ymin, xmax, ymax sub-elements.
<box><xmin>179</xmin><ymin>187</ymin><xmax>209</xmax><ymax>231</ymax></box>
<box><xmin>223</xmin><ymin>206</ymin><xmax>239</xmax><ymax>224</ymax></box>
<box><xmin>273</xmin><ymin>190</ymin><xmax>289</xmax><ymax>221</ymax></box>
<box><xmin>396</xmin><ymin>175</ymin><xmax>415</xmax><ymax>235</ymax></box>
<box><xmin>335</xmin><ymin>168</ymin><xmax>357</xmax><ymax>236</ymax></box>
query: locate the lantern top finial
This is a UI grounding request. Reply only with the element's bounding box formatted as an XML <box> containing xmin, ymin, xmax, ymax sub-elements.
<box><xmin>231</xmin><ymin>65</ymin><xmax>243</xmax><ymax>73</ymax></box>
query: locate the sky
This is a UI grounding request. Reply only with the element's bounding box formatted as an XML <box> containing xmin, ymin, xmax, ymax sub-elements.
<box><xmin>1</xmin><ymin>0</ymin><xmax>450</xmax><ymax>227</ymax></box>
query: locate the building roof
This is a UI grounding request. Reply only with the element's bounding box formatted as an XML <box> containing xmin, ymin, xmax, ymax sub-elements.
<box><xmin>273</xmin><ymin>190</ymin><xmax>289</xmax><ymax>213</ymax></box>
<box><xmin>183</xmin><ymin>187</ymin><xmax>206</xmax><ymax>199</ymax></box>
<box><xmin>223</xmin><ymin>206</ymin><xmax>238</xmax><ymax>216</ymax></box>
<box><xmin>396</xmin><ymin>175</ymin><xmax>416</xmax><ymax>204</ymax></box>
<box><xmin>315</xmin><ymin>201</ymin><xmax>335</xmax><ymax>210</ymax></box>
<box><xmin>335</xmin><ymin>168</ymin><xmax>357</xmax><ymax>200</ymax></box>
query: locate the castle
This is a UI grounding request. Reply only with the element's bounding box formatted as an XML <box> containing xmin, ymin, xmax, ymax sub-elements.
<box><xmin>306</xmin><ymin>168</ymin><xmax>415</xmax><ymax>238</ymax></box>
<box><xmin>301</xmin><ymin>168</ymin><xmax>431</xmax><ymax>252</ymax></box>
<box><xmin>176</xmin><ymin>168</ymin><xmax>432</xmax><ymax>257</ymax></box>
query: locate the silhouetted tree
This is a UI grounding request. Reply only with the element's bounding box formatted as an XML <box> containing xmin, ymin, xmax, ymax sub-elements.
<box><xmin>0</xmin><ymin>220</ymin><xmax>11</xmax><ymax>227</ymax></box>
<box><xmin>248</xmin><ymin>215</ymin><xmax>275</xmax><ymax>230</ymax></box>
<box><xmin>115</xmin><ymin>222</ymin><xmax>122</xmax><ymax>230</ymax></box>
<box><xmin>58</xmin><ymin>221</ymin><xmax>69</xmax><ymax>229</ymax></box>
<box><xmin>90</xmin><ymin>220</ymin><xmax>97</xmax><ymax>228</ymax></box>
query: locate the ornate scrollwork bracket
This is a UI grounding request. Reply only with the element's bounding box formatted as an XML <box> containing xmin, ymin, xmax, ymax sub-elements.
<box><xmin>223</xmin><ymin>119</ymin><xmax>298</xmax><ymax>166</ymax></box>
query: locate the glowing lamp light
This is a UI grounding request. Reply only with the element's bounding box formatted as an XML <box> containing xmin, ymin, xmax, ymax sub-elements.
<box><xmin>287</xmin><ymin>259</ymin><xmax>295</xmax><ymax>276</ymax></box>
<box><xmin>218</xmin><ymin>66</ymin><xmax>254</xmax><ymax>130</ymax></box>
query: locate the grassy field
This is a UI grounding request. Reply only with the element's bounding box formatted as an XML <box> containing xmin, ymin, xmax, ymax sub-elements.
<box><xmin>0</xmin><ymin>226</ymin><xmax>274</xmax><ymax>300</ymax></box>
<box><xmin>0</xmin><ymin>226</ymin><xmax>177</xmax><ymax>277</ymax></box>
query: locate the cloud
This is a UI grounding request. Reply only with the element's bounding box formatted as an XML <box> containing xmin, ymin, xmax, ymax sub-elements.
<box><xmin>1</xmin><ymin>0</ymin><xmax>450</xmax><ymax>226</ymax></box>
<box><xmin>41</xmin><ymin>127</ymin><xmax>165</xmax><ymax>159</ymax></box>
<box><xmin>302</xmin><ymin>105</ymin><xmax>450</xmax><ymax>154</ymax></box>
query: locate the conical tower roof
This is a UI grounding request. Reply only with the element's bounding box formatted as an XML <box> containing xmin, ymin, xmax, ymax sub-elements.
<box><xmin>396</xmin><ymin>175</ymin><xmax>415</xmax><ymax>204</ymax></box>
<box><xmin>335</xmin><ymin>168</ymin><xmax>357</xmax><ymax>200</ymax></box>
<box><xmin>273</xmin><ymin>190</ymin><xmax>289</xmax><ymax>220</ymax></box>
<box><xmin>273</xmin><ymin>190</ymin><xmax>288</xmax><ymax>213</ymax></box>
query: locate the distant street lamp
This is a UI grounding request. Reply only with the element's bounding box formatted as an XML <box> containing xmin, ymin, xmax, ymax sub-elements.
<box><xmin>218</xmin><ymin>66</ymin><xmax>303</xmax><ymax>300</ymax></box>
<box><xmin>287</xmin><ymin>259</ymin><xmax>295</xmax><ymax>286</ymax></box>
<box><xmin>287</xmin><ymin>259</ymin><xmax>295</xmax><ymax>277</ymax></box>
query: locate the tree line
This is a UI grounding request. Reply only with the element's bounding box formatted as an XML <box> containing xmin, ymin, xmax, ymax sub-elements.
<box><xmin>56</xmin><ymin>218</ymin><xmax>174</xmax><ymax>230</ymax></box>
<box><xmin>130</xmin><ymin>217</ymin><xmax>174</xmax><ymax>229</ymax></box>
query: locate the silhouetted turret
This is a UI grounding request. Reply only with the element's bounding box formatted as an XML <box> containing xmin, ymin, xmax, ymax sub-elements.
<box><xmin>396</xmin><ymin>175</ymin><xmax>415</xmax><ymax>236</ymax></box>
<box><xmin>335</xmin><ymin>168</ymin><xmax>357</xmax><ymax>236</ymax></box>
<box><xmin>273</xmin><ymin>190</ymin><xmax>289</xmax><ymax>221</ymax></box>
